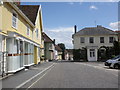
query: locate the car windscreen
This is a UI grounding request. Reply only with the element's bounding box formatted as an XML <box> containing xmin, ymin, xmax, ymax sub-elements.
<box><xmin>111</xmin><ymin>55</ymin><xmax>120</xmax><ymax>60</ymax></box>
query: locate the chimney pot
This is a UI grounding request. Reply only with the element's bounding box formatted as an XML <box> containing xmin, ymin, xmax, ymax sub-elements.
<box><xmin>74</xmin><ymin>25</ymin><xmax>77</xmax><ymax>34</ymax></box>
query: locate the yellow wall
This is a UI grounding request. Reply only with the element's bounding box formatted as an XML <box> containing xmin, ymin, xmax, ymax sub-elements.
<box><xmin>35</xmin><ymin>11</ymin><xmax>42</xmax><ymax>44</ymax></box>
<box><xmin>0</xmin><ymin>5</ymin><xmax>2</xmax><ymax>31</ymax></box>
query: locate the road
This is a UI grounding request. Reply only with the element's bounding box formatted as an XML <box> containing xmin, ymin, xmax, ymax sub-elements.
<box><xmin>24</xmin><ymin>61</ymin><xmax>119</xmax><ymax>89</ymax></box>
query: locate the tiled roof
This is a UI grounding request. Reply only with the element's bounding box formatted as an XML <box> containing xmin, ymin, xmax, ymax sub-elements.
<box><xmin>18</xmin><ymin>5</ymin><xmax>39</xmax><ymax>25</ymax></box>
<box><xmin>42</xmin><ymin>32</ymin><xmax>53</xmax><ymax>43</ymax></box>
<box><xmin>73</xmin><ymin>26</ymin><xmax>118</xmax><ymax>36</ymax></box>
<box><xmin>66</xmin><ymin>49</ymin><xmax>73</xmax><ymax>54</ymax></box>
<box><xmin>115</xmin><ymin>31</ymin><xmax>120</xmax><ymax>33</ymax></box>
<box><xmin>55</xmin><ymin>45</ymin><xmax>62</xmax><ymax>51</ymax></box>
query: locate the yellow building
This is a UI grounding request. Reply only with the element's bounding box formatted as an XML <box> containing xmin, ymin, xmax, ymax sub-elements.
<box><xmin>0</xmin><ymin>2</ymin><xmax>43</xmax><ymax>74</ymax></box>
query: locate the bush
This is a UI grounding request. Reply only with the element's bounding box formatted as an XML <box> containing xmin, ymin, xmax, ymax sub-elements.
<box><xmin>73</xmin><ymin>48</ymin><xmax>87</xmax><ymax>61</ymax></box>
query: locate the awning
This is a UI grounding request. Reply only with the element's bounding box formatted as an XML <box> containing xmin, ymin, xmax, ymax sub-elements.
<box><xmin>8</xmin><ymin>31</ymin><xmax>40</xmax><ymax>47</ymax></box>
<box><xmin>0</xmin><ymin>32</ymin><xmax>8</xmax><ymax>36</ymax></box>
<box><xmin>16</xmin><ymin>36</ymin><xmax>40</xmax><ymax>47</ymax></box>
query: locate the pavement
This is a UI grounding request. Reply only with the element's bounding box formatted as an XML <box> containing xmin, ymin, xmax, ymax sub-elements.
<box><xmin>1</xmin><ymin>61</ymin><xmax>54</xmax><ymax>89</ymax></box>
<box><xmin>1</xmin><ymin>60</ymin><xmax>119</xmax><ymax>89</ymax></box>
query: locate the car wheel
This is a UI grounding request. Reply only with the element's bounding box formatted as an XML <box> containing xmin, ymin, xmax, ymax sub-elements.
<box><xmin>114</xmin><ymin>64</ymin><xmax>119</xmax><ymax>69</ymax></box>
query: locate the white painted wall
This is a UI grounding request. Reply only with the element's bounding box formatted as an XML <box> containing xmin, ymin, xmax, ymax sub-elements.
<box><xmin>73</xmin><ymin>35</ymin><xmax>118</xmax><ymax>49</ymax></box>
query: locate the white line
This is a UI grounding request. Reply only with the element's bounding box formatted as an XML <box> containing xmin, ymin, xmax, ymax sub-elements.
<box><xmin>16</xmin><ymin>63</ymin><xmax>55</xmax><ymax>88</ymax></box>
<box><xmin>27</xmin><ymin>65</ymin><xmax>54</xmax><ymax>89</ymax></box>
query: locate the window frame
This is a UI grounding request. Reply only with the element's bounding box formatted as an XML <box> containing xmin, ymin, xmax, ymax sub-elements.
<box><xmin>26</xmin><ymin>24</ymin><xmax>30</xmax><ymax>36</ymax></box>
<box><xmin>80</xmin><ymin>37</ymin><xmax>85</xmax><ymax>43</ymax></box>
<box><xmin>89</xmin><ymin>37</ymin><xmax>94</xmax><ymax>43</ymax></box>
<box><xmin>109</xmin><ymin>37</ymin><xmax>114</xmax><ymax>43</ymax></box>
<box><xmin>12</xmin><ymin>10</ymin><xmax>18</xmax><ymax>29</ymax></box>
<box><xmin>36</xmin><ymin>28</ymin><xmax>39</xmax><ymax>38</ymax></box>
<box><xmin>100</xmin><ymin>37</ymin><xmax>104</xmax><ymax>43</ymax></box>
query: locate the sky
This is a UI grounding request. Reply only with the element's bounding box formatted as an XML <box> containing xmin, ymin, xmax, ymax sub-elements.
<box><xmin>21</xmin><ymin>2</ymin><xmax>118</xmax><ymax>49</ymax></box>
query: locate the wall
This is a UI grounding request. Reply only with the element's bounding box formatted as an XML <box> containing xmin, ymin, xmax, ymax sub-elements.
<box><xmin>73</xmin><ymin>35</ymin><xmax>118</xmax><ymax>49</ymax></box>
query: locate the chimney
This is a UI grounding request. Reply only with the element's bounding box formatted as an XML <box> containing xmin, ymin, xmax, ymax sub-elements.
<box><xmin>53</xmin><ymin>39</ymin><xmax>55</xmax><ymax>45</ymax></box>
<box><xmin>74</xmin><ymin>25</ymin><xmax>77</xmax><ymax>34</ymax></box>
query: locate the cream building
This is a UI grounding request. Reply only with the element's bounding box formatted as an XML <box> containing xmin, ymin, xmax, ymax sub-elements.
<box><xmin>72</xmin><ymin>25</ymin><xmax>118</xmax><ymax>61</ymax></box>
<box><xmin>0</xmin><ymin>2</ymin><xmax>43</xmax><ymax>74</ymax></box>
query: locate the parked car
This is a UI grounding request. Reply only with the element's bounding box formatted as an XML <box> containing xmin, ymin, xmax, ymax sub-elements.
<box><xmin>105</xmin><ymin>55</ymin><xmax>120</xmax><ymax>69</ymax></box>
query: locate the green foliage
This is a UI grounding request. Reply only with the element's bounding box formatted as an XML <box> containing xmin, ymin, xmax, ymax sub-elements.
<box><xmin>98</xmin><ymin>46</ymin><xmax>116</xmax><ymax>61</ymax></box>
<box><xmin>113</xmin><ymin>41</ymin><xmax>120</xmax><ymax>55</ymax></box>
<box><xmin>58</xmin><ymin>43</ymin><xmax>66</xmax><ymax>51</ymax></box>
<box><xmin>73</xmin><ymin>48</ymin><xmax>87</xmax><ymax>61</ymax></box>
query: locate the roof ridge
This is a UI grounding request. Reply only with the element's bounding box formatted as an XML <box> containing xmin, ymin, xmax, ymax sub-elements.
<box><xmin>43</xmin><ymin>32</ymin><xmax>53</xmax><ymax>43</ymax></box>
<box><xmin>73</xmin><ymin>26</ymin><xmax>117</xmax><ymax>36</ymax></box>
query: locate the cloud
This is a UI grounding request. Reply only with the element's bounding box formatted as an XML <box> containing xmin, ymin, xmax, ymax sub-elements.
<box><xmin>109</xmin><ymin>21</ymin><xmax>120</xmax><ymax>30</ymax></box>
<box><xmin>44</xmin><ymin>27</ymin><xmax>74</xmax><ymax>49</ymax></box>
<box><xmin>90</xmin><ymin>5</ymin><xmax>98</xmax><ymax>10</ymax></box>
<box><xmin>49</xmin><ymin>27</ymin><xmax>74</xmax><ymax>33</ymax></box>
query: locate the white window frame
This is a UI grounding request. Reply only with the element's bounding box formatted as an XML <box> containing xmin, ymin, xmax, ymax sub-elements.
<box><xmin>12</xmin><ymin>10</ymin><xmax>18</xmax><ymax>29</ymax></box>
<box><xmin>89</xmin><ymin>37</ymin><xmax>94</xmax><ymax>43</ymax></box>
<box><xmin>36</xmin><ymin>28</ymin><xmax>39</xmax><ymax>38</ymax></box>
<box><xmin>32</xmin><ymin>30</ymin><xmax>34</xmax><ymax>39</ymax></box>
<box><xmin>109</xmin><ymin>37</ymin><xmax>114</xmax><ymax>43</ymax></box>
<box><xmin>26</xmin><ymin>25</ymin><xmax>30</xmax><ymax>36</ymax></box>
<box><xmin>80</xmin><ymin>37</ymin><xmax>85</xmax><ymax>43</ymax></box>
<box><xmin>100</xmin><ymin>37</ymin><xmax>104</xmax><ymax>43</ymax></box>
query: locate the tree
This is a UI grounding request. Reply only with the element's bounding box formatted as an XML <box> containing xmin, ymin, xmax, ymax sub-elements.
<box><xmin>113</xmin><ymin>41</ymin><xmax>120</xmax><ymax>55</ymax></box>
<box><xmin>58</xmin><ymin>43</ymin><xmax>66</xmax><ymax>60</ymax></box>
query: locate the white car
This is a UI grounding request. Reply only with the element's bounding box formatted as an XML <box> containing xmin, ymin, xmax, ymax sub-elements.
<box><xmin>105</xmin><ymin>55</ymin><xmax>120</xmax><ymax>69</ymax></box>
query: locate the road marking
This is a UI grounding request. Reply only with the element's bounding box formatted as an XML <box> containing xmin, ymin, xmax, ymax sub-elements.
<box><xmin>16</xmin><ymin>63</ymin><xmax>55</xmax><ymax>88</ymax></box>
<box><xmin>26</xmin><ymin>65</ymin><xmax>54</xmax><ymax>89</ymax></box>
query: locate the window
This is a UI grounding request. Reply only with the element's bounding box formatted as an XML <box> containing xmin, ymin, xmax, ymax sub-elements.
<box><xmin>49</xmin><ymin>44</ymin><xmax>52</xmax><ymax>49</ymax></box>
<box><xmin>36</xmin><ymin>29</ymin><xmax>39</xmax><ymax>38</ymax></box>
<box><xmin>100</xmin><ymin>37</ymin><xmax>104</xmax><ymax>43</ymax></box>
<box><xmin>12</xmin><ymin>12</ymin><xmax>17</xmax><ymax>29</ymax></box>
<box><xmin>109</xmin><ymin>37</ymin><xmax>114</xmax><ymax>43</ymax></box>
<box><xmin>80</xmin><ymin>37</ymin><xmax>85</xmax><ymax>43</ymax></box>
<box><xmin>32</xmin><ymin>30</ymin><xmax>33</xmax><ymax>39</ymax></box>
<box><xmin>14</xmin><ymin>40</ymin><xmax>19</xmax><ymax>54</ymax></box>
<box><xmin>27</xmin><ymin>25</ymin><xmax>30</xmax><ymax>36</ymax></box>
<box><xmin>89</xmin><ymin>37</ymin><xmax>94</xmax><ymax>43</ymax></box>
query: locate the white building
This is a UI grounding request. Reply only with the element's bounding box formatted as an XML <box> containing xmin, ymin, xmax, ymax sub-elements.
<box><xmin>72</xmin><ymin>25</ymin><xmax>118</xmax><ymax>61</ymax></box>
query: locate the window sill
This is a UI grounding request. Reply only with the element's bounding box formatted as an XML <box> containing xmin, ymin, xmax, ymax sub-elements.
<box><xmin>12</xmin><ymin>26</ymin><xmax>17</xmax><ymax>30</ymax></box>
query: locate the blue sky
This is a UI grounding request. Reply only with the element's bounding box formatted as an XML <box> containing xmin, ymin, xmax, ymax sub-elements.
<box><xmin>21</xmin><ymin>2</ymin><xmax>118</xmax><ymax>49</ymax></box>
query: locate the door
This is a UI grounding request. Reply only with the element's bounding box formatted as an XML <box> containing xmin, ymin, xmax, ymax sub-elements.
<box><xmin>20</xmin><ymin>41</ymin><xmax>23</xmax><ymax>67</ymax></box>
<box><xmin>34</xmin><ymin>46</ymin><xmax>37</xmax><ymax>64</ymax></box>
<box><xmin>89</xmin><ymin>49</ymin><xmax>96</xmax><ymax>61</ymax></box>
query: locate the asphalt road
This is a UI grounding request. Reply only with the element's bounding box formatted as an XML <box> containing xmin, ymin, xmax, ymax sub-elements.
<box><xmin>26</xmin><ymin>61</ymin><xmax>119</xmax><ymax>88</ymax></box>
